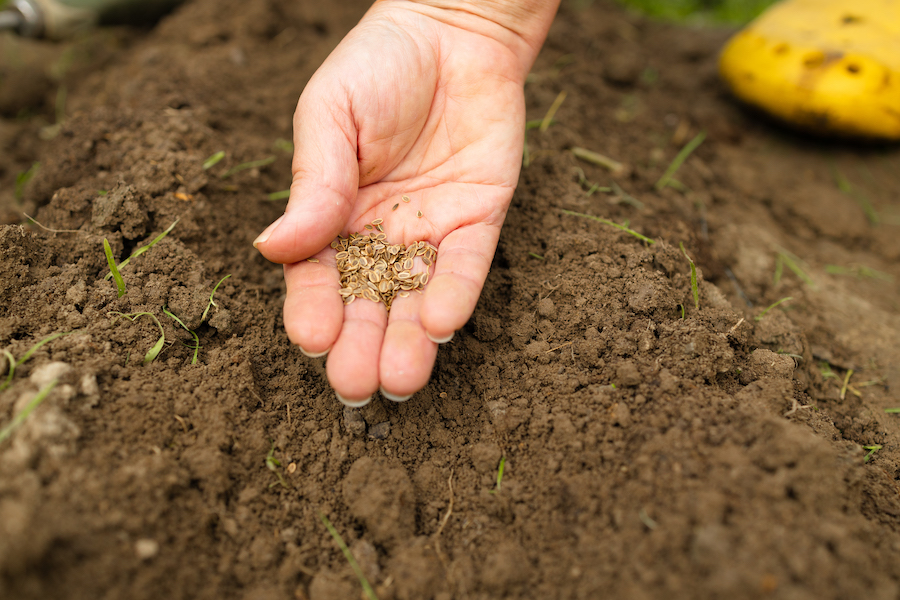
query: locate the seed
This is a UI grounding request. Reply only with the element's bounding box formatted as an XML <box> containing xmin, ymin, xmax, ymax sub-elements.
<box><xmin>397</xmin><ymin>271</ymin><xmax>412</xmax><ymax>280</ymax></box>
<box><xmin>335</xmin><ymin>251</ymin><xmax>349</xmax><ymax>260</ymax></box>
<box><xmin>422</xmin><ymin>256</ymin><xmax>432</xmax><ymax>266</ymax></box>
<box><xmin>421</xmin><ymin>272</ymin><xmax>429</xmax><ymax>284</ymax></box>
<box><xmin>417</xmin><ymin>210</ymin><xmax>423</xmax><ymax>218</ymax></box>
<box><xmin>372</xmin><ymin>218</ymin><xmax>384</xmax><ymax>225</ymax></box>
<box><xmin>399</xmin><ymin>291</ymin><xmax>410</xmax><ymax>298</ymax></box>
<box><xmin>344</xmin><ymin>295</ymin><xmax>356</xmax><ymax>305</ymax></box>
<box><xmin>392</xmin><ymin>203</ymin><xmax>399</xmax><ymax>211</ymax></box>
<box><xmin>365</xmin><ymin>224</ymin><xmax>373</xmax><ymax>230</ymax></box>
<box><xmin>307</xmin><ymin>257</ymin><xmax>320</xmax><ymax>263</ymax></box>
<box><xmin>339</xmin><ymin>287</ymin><xmax>353</xmax><ymax>297</ymax></box>
<box><xmin>402</xmin><ymin>195</ymin><xmax>411</xmax><ymax>203</ymax></box>
<box><xmin>376</xmin><ymin>224</ymin><xmax>384</xmax><ymax>232</ymax></box>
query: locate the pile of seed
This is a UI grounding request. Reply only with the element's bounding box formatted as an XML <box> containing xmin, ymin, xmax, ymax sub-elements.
<box><xmin>331</xmin><ymin>222</ymin><xmax>437</xmax><ymax>311</ymax></box>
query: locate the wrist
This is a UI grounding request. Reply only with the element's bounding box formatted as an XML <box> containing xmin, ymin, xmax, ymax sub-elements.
<box><xmin>374</xmin><ymin>0</ymin><xmax>560</xmax><ymax>76</ymax></box>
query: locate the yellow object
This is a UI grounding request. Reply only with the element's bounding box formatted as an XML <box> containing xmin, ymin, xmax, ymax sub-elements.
<box><xmin>719</xmin><ymin>0</ymin><xmax>900</xmax><ymax>140</ymax></box>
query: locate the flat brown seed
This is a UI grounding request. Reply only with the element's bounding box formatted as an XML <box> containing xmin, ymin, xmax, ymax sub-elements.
<box><xmin>399</xmin><ymin>291</ymin><xmax>410</xmax><ymax>298</ymax></box>
<box><xmin>344</xmin><ymin>295</ymin><xmax>356</xmax><ymax>305</ymax></box>
<box><xmin>372</xmin><ymin>218</ymin><xmax>383</xmax><ymax>225</ymax></box>
<box><xmin>420</xmin><ymin>272</ymin><xmax>429</xmax><ymax>284</ymax></box>
<box><xmin>416</xmin><ymin>210</ymin><xmax>423</xmax><ymax>218</ymax></box>
<box><xmin>402</xmin><ymin>195</ymin><xmax>411</xmax><ymax>203</ymax></box>
<box><xmin>335</xmin><ymin>251</ymin><xmax>349</xmax><ymax>260</ymax></box>
<box><xmin>392</xmin><ymin>203</ymin><xmax>399</xmax><ymax>211</ymax></box>
<box><xmin>376</xmin><ymin>224</ymin><xmax>384</xmax><ymax>232</ymax></box>
<box><xmin>364</xmin><ymin>224</ymin><xmax>373</xmax><ymax>230</ymax></box>
<box><xmin>422</xmin><ymin>256</ymin><xmax>432</xmax><ymax>266</ymax></box>
<box><xmin>307</xmin><ymin>257</ymin><xmax>320</xmax><ymax>263</ymax></box>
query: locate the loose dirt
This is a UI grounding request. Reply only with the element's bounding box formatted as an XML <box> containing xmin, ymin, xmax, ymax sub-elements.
<box><xmin>1</xmin><ymin>1</ymin><xmax>900</xmax><ymax>599</ymax></box>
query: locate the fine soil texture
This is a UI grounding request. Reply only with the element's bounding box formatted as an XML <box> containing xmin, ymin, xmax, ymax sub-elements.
<box><xmin>2</xmin><ymin>1</ymin><xmax>900</xmax><ymax>599</ymax></box>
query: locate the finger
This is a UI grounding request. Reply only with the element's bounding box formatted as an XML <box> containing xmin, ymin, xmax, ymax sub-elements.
<box><xmin>283</xmin><ymin>252</ymin><xmax>343</xmax><ymax>357</ymax></box>
<box><xmin>421</xmin><ymin>222</ymin><xmax>500</xmax><ymax>342</ymax></box>
<box><xmin>254</xmin><ymin>83</ymin><xmax>359</xmax><ymax>264</ymax></box>
<box><xmin>326</xmin><ymin>297</ymin><xmax>388</xmax><ymax>405</ymax></box>
<box><xmin>379</xmin><ymin>289</ymin><xmax>438</xmax><ymax>401</ymax></box>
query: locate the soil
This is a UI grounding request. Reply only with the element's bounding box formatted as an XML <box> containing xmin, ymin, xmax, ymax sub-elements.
<box><xmin>2</xmin><ymin>1</ymin><xmax>900</xmax><ymax>599</ymax></box>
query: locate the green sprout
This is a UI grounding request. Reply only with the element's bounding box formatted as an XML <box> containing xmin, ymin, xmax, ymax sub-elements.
<box><xmin>490</xmin><ymin>456</ymin><xmax>507</xmax><ymax>494</ymax></box>
<box><xmin>863</xmin><ymin>445</ymin><xmax>882</xmax><ymax>463</ymax></box>
<box><xmin>318</xmin><ymin>512</ymin><xmax>379</xmax><ymax>600</ymax></box>
<box><xmin>162</xmin><ymin>306</ymin><xmax>199</xmax><ymax>365</ymax></box>
<box><xmin>202</xmin><ymin>151</ymin><xmax>226</xmax><ymax>170</ymax></box>
<box><xmin>0</xmin><ymin>380</ymin><xmax>58</xmax><ymax>444</ymax></box>
<box><xmin>201</xmin><ymin>274</ymin><xmax>232</xmax><ymax>322</ymax></box>
<box><xmin>571</xmin><ymin>146</ymin><xmax>626</xmax><ymax>174</ymax></box>
<box><xmin>109</xmin><ymin>312</ymin><xmax>165</xmax><ymax>365</ymax></box>
<box><xmin>679</xmin><ymin>242</ymin><xmax>699</xmax><ymax>310</ymax></box>
<box><xmin>831</xmin><ymin>165</ymin><xmax>879</xmax><ymax>225</ymax></box>
<box><xmin>266</xmin><ymin>190</ymin><xmax>290</xmax><ymax>201</ymax></box>
<box><xmin>774</xmin><ymin>251</ymin><xmax>814</xmax><ymax>287</ymax></box>
<box><xmin>655</xmin><ymin>131</ymin><xmax>705</xmax><ymax>191</ymax></box>
<box><xmin>0</xmin><ymin>331</ymin><xmax>73</xmax><ymax>393</ymax></box>
<box><xmin>540</xmin><ymin>90</ymin><xmax>567</xmax><ymax>132</ymax></box>
<box><xmin>825</xmin><ymin>264</ymin><xmax>893</xmax><ymax>281</ymax></box>
<box><xmin>105</xmin><ymin>220</ymin><xmax>179</xmax><ymax>281</ymax></box>
<box><xmin>528</xmin><ymin>252</ymin><xmax>545</xmax><ymax>260</ymax></box>
<box><xmin>220</xmin><ymin>156</ymin><xmax>276</xmax><ymax>179</ymax></box>
<box><xmin>755</xmin><ymin>297</ymin><xmax>792</xmax><ymax>321</ymax></box>
<box><xmin>104</xmin><ymin>238</ymin><xmax>126</xmax><ymax>297</ymax></box>
<box><xmin>15</xmin><ymin>162</ymin><xmax>39</xmax><ymax>200</ymax></box>
<box><xmin>274</xmin><ymin>139</ymin><xmax>294</xmax><ymax>154</ymax></box>
<box><xmin>265</xmin><ymin>441</ymin><xmax>289</xmax><ymax>489</ymax></box>
<box><xmin>562</xmin><ymin>209</ymin><xmax>655</xmax><ymax>244</ymax></box>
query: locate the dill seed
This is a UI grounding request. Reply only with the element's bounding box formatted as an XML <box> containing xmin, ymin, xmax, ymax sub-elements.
<box><xmin>402</xmin><ymin>195</ymin><xmax>411</xmax><ymax>203</ymax></box>
<box><xmin>307</xmin><ymin>257</ymin><xmax>320</xmax><ymax>263</ymax></box>
<box><xmin>333</xmin><ymin>232</ymin><xmax>436</xmax><ymax>311</ymax></box>
<box><xmin>392</xmin><ymin>203</ymin><xmax>399</xmax><ymax>211</ymax></box>
<box><xmin>417</xmin><ymin>210</ymin><xmax>423</xmax><ymax>218</ymax></box>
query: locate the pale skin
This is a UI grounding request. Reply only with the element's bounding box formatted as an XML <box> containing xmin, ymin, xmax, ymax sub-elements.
<box><xmin>254</xmin><ymin>0</ymin><xmax>561</xmax><ymax>405</ymax></box>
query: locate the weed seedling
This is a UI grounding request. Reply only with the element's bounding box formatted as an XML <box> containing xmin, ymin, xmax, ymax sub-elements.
<box><xmin>265</xmin><ymin>441</ymin><xmax>289</xmax><ymax>489</ymax></box>
<box><xmin>318</xmin><ymin>512</ymin><xmax>378</xmax><ymax>600</ymax></box>
<box><xmin>201</xmin><ymin>275</ymin><xmax>232</xmax><ymax>322</ymax></box>
<box><xmin>885</xmin><ymin>408</ymin><xmax>900</xmax><ymax>414</ymax></box>
<box><xmin>266</xmin><ymin>190</ymin><xmax>290</xmax><ymax>201</ymax></box>
<box><xmin>540</xmin><ymin>90</ymin><xmax>567</xmax><ymax>132</ymax></box>
<box><xmin>526</xmin><ymin>118</ymin><xmax>557</xmax><ymax>130</ymax></box>
<box><xmin>562</xmin><ymin>209</ymin><xmax>655</xmax><ymax>244</ymax></box>
<box><xmin>679</xmin><ymin>242</ymin><xmax>699</xmax><ymax>310</ymax></box>
<box><xmin>571</xmin><ymin>147</ymin><xmax>626</xmax><ymax>175</ymax></box>
<box><xmin>863</xmin><ymin>444</ymin><xmax>882</xmax><ymax>463</ymax></box>
<box><xmin>15</xmin><ymin>162</ymin><xmax>39</xmax><ymax>200</ymax></box>
<box><xmin>528</xmin><ymin>252</ymin><xmax>545</xmax><ymax>260</ymax></box>
<box><xmin>109</xmin><ymin>312</ymin><xmax>165</xmax><ymax>365</ymax></box>
<box><xmin>831</xmin><ymin>165</ymin><xmax>880</xmax><ymax>225</ymax></box>
<box><xmin>825</xmin><ymin>264</ymin><xmax>893</xmax><ymax>282</ymax></box>
<box><xmin>755</xmin><ymin>297</ymin><xmax>792</xmax><ymax>321</ymax></box>
<box><xmin>274</xmin><ymin>139</ymin><xmax>294</xmax><ymax>154</ymax></box>
<box><xmin>220</xmin><ymin>156</ymin><xmax>276</xmax><ymax>179</ymax></box>
<box><xmin>162</xmin><ymin>306</ymin><xmax>200</xmax><ymax>365</ymax></box>
<box><xmin>0</xmin><ymin>331</ymin><xmax>74</xmax><ymax>393</ymax></box>
<box><xmin>202</xmin><ymin>151</ymin><xmax>225</xmax><ymax>170</ymax></box>
<box><xmin>104</xmin><ymin>238</ymin><xmax>126</xmax><ymax>297</ymax></box>
<box><xmin>773</xmin><ymin>250</ymin><xmax>814</xmax><ymax>288</ymax></box>
<box><xmin>655</xmin><ymin>131</ymin><xmax>705</xmax><ymax>191</ymax></box>
<box><xmin>105</xmin><ymin>220</ymin><xmax>179</xmax><ymax>281</ymax></box>
<box><xmin>490</xmin><ymin>456</ymin><xmax>507</xmax><ymax>494</ymax></box>
<box><xmin>0</xmin><ymin>379</ymin><xmax>57</xmax><ymax>444</ymax></box>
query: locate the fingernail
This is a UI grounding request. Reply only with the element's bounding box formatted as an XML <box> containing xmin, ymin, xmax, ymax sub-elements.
<box><xmin>380</xmin><ymin>386</ymin><xmax>413</xmax><ymax>402</ymax></box>
<box><xmin>334</xmin><ymin>390</ymin><xmax>372</xmax><ymax>408</ymax></box>
<box><xmin>253</xmin><ymin>214</ymin><xmax>285</xmax><ymax>248</ymax></box>
<box><xmin>426</xmin><ymin>331</ymin><xmax>454</xmax><ymax>344</ymax></box>
<box><xmin>298</xmin><ymin>344</ymin><xmax>330</xmax><ymax>358</ymax></box>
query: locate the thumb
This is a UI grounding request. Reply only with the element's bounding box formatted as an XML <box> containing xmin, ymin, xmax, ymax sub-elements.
<box><xmin>254</xmin><ymin>87</ymin><xmax>359</xmax><ymax>264</ymax></box>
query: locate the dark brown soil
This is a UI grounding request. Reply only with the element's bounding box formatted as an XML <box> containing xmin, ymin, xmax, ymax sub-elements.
<box><xmin>2</xmin><ymin>1</ymin><xmax>900</xmax><ymax>599</ymax></box>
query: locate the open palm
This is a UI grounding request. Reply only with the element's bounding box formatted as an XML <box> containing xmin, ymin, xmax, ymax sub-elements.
<box><xmin>255</xmin><ymin>3</ymin><xmax>529</xmax><ymax>405</ymax></box>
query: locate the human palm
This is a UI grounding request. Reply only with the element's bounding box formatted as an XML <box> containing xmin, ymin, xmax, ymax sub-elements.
<box><xmin>255</xmin><ymin>3</ymin><xmax>529</xmax><ymax>404</ymax></box>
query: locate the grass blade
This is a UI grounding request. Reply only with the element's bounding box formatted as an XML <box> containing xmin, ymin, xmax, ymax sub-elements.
<box><xmin>220</xmin><ymin>156</ymin><xmax>276</xmax><ymax>179</ymax></box>
<box><xmin>110</xmin><ymin>312</ymin><xmax>166</xmax><ymax>365</ymax></box>
<box><xmin>755</xmin><ymin>297</ymin><xmax>792</xmax><ymax>321</ymax></box>
<box><xmin>104</xmin><ymin>238</ymin><xmax>126</xmax><ymax>297</ymax></box>
<box><xmin>105</xmin><ymin>220</ymin><xmax>179</xmax><ymax>280</ymax></box>
<box><xmin>266</xmin><ymin>190</ymin><xmax>290</xmax><ymax>201</ymax></box>
<box><xmin>655</xmin><ymin>130</ymin><xmax>706</xmax><ymax>191</ymax></box>
<box><xmin>0</xmin><ymin>380</ymin><xmax>57</xmax><ymax>444</ymax></box>
<box><xmin>540</xmin><ymin>90</ymin><xmax>567</xmax><ymax>132</ymax></box>
<box><xmin>318</xmin><ymin>512</ymin><xmax>379</xmax><ymax>600</ymax></box>
<box><xmin>571</xmin><ymin>147</ymin><xmax>625</xmax><ymax>174</ymax></box>
<box><xmin>162</xmin><ymin>306</ymin><xmax>200</xmax><ymax>365</ymax></box>
<box><xmin>561</xmin><ymin>209</ymin><xmax>655</xmax><ymax>244</ymax></box>
<box><xmin>201</xmin><ymin>274</ymin><xmax>232</xmax><ymax>322</ymax></box>
<box><xmin>15</xmin><ymin>162</ymin><xmax>39</xmax><ymax>200</ymax></box>
<box><xmin>202</xmin><ymin>151</ymin><xmax>225</xmax><ymax>170</ymax></box>
<box><xmin>17</xmin><ymin>331</ymin><xmax>73</xmax><ymax>366</ymax></box>
<box><xmin>679</xmin><ymin>242</ymin><xmax>699</xmax><ymax>310</ymax></box>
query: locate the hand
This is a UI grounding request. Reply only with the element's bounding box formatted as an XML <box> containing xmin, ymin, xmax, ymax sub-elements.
<box><xmin>254</xmin><ymin>0</ymin><xmax>556</xmax><ymax>405</ymax></box>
